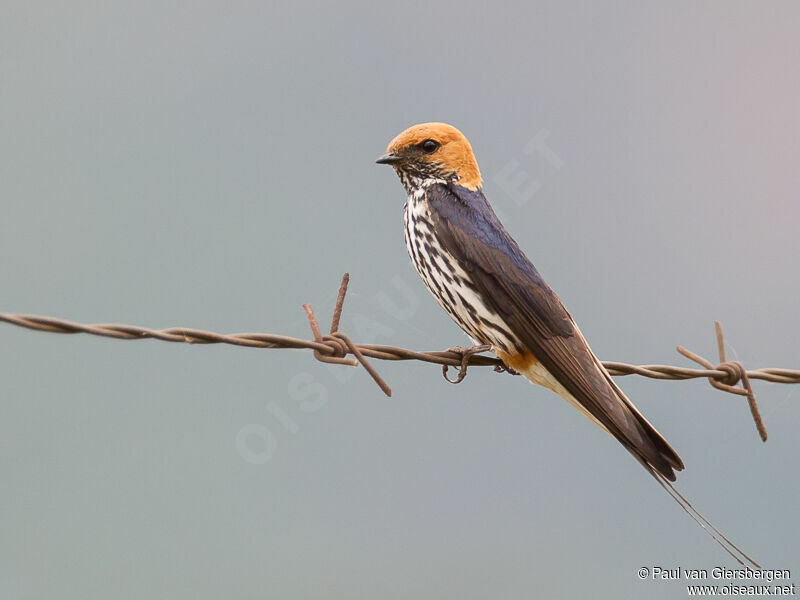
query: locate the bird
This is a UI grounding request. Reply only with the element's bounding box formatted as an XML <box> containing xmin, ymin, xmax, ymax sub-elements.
<box><xmin>376</xmin><ymin>122</ymin><xmax>758</xmax><ymax>566</ymax></box>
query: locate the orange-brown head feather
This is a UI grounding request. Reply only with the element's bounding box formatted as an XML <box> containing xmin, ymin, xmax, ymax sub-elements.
<box><xmin>379</xmin><ymin>122</ymin><xmax>482</xmax><ymax>191</ymax></box>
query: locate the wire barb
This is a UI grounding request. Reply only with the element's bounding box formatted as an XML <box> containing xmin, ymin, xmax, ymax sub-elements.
<box><xmin>301</xmin><ymin>275</ymin><xmax>389</xmax><ymax>395</ymax></box>
<box><xmin>676</xmin><ymin>322</ymin><xmax>768</xmax><ymax>442</ymax></box>
<box><xmin>330</xmin><ymin>272</ymin><xmax>350</xmax><ymax>335</ymax></box>
<box><xmin>2</xmin><ymin>274</ymin><xmax>798</xmax><ymax>440</ymax></box>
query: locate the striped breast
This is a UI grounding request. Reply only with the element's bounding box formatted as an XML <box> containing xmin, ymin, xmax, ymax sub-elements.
<box><xmin>403</xmin><ymin>186</ymin><xmax>521</xmax><ymax>355</ymax></box>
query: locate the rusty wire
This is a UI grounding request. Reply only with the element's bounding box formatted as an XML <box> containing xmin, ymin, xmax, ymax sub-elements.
<box><xmin>2</xmin><ymin>273</ymin><xmax>798</xmax><ymax>441</ymax></box>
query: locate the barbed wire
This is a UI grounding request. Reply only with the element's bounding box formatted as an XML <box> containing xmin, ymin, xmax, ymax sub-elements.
<box><xmin>2</xmin><ymin>273</ymin><xmax>798</xmax><ymax>442</ymax></box>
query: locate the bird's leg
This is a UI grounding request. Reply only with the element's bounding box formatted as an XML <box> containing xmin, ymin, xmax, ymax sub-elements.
<box><xmin>442</xmin><ymin>344</ymin><xmax>492</xmax><ymax>384</ymax></box>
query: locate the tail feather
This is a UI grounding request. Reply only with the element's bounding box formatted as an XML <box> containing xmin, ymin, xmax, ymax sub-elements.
<box><xmin>640</xmin><ymin>459</ymin><xmax>761</xmax><ymax>568</ymax></box>
<box><xmin>610</xmin><ymin>372</ymin><xmax>760</xmax><ymax>567</ymax></box>
<box><xmin>516</xmin><ymin>353</ymin><xmax>759</xmax><ymax>566</ymax></box>
<box><xmin>591</xmin><ymin>352</ymin><xmax>684</xmax><ymax>480</ymax></box>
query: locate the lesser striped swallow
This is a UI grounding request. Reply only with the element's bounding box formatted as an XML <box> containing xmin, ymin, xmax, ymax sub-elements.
<box><xmin>376</xmin><ymin>122</ymin><xmax>758</xmax><ymax>566</ymax></box>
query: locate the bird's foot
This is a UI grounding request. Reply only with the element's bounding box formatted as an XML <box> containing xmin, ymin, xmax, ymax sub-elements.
<box><xmin>442</xmin><ymin>344</ymin><xmax>492</xmax><ymax>384</ymax></box>
<box><xmin>493</xmin><ymin>364</ymin><xmax>520</xmax><ymax>376</ymax></box>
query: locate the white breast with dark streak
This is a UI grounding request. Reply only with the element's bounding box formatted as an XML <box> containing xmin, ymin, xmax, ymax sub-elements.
<box><xmin>403</xmin><ymin>185</ymin><xmax>520</xmax><ymax>355</ymax></box>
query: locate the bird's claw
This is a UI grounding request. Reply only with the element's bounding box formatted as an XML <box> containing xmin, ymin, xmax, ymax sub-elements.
<box><xmin>442</xmin><ymin>344</ymin><xmax>492</xmax><ymax>384</ymax></box>
<box><xmin>493</xmin><ymin>364</ymin><xmax>519</xmax><ymax>376</ymax></box>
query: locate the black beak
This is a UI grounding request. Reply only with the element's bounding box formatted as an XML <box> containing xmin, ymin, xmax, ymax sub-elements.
<box><xmin>375</xmin><ymin>152</ymin><xmax>402</xmax><ymax>165</ymax></box>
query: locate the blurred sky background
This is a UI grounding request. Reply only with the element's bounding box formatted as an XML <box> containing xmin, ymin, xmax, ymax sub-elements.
<box><xmin>1</xmin><ymin>2</ymin><xmax>799</xmax><ymax>598</ymax></box>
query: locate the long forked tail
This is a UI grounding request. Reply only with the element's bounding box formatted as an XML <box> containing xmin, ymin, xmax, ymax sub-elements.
<box><xmin>599</xmin><ymin>362</ymin><xmax>760</xmax><ymax>565</ymax></box>
<box><xmin>512</xmin><ymin>347</ymin><xmax>760</xmax><ymax>566</ymax></box>
<box><xmin>641</xmin><ymin>460</ymin><xmax>761</xmax><ymax>568</ymax></box>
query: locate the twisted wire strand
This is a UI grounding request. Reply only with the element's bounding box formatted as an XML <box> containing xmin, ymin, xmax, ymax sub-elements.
<box><xmin>2</xmin><ymin>274</ymin><xmax>797</xmax><ymax>441</ymax></box>
<box><xmin>2</xmin><ymin>312</ymin><xmax>797</xmax><ymax>381</ymax></box>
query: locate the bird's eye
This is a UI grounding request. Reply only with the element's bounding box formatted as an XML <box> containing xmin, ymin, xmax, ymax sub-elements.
<box><xmin>420</xmin><ymin>139</ymin><xmax>440</xmax><ymax>153</ymax></box>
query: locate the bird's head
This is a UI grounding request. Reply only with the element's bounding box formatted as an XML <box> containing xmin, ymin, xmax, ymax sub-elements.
<box><xmin>376</xmin><ymin>122</ymin><xmax>482</xmax><ymax>191</ymax></box>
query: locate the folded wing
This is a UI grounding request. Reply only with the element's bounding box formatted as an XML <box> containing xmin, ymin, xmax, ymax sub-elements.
<box><xmin>426</xmin><ymin>182</ymin><xmax>683</xmax><ymax>481</ymax></box>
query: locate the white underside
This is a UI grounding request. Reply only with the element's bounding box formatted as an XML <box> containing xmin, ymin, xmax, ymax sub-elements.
<box><xmin>514</xmin><ymin>350</ymin><xmax>611</xmax><ymax>435</ymax></box>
